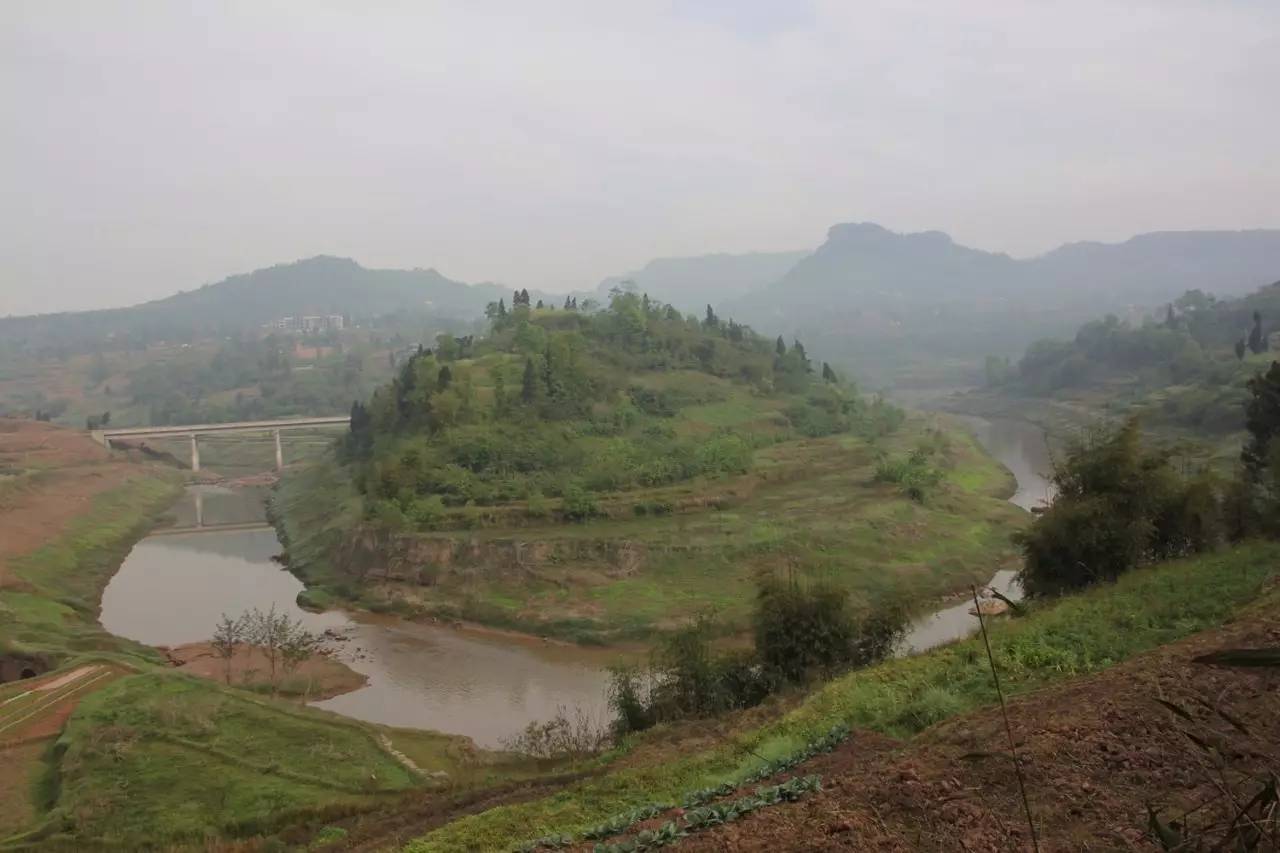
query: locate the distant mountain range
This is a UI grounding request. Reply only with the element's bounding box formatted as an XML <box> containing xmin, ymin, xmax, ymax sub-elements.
<box><xmin>594</xmin><ymin>251</ymin><xmax>807</xmax><ymax>310</ymax></box>
<box><xmin>6</xmin><ymin>226</ymin><xmax>1280</xmax><ymax>380</ymax></box>
<box><xmin>716</xmin><ymin>224</ymin><xmax>1280</xmax><ymax>382</ymax></box>
<box><xmin>0</xmin><ymin>256</ymin><xmax>514</xmax><ymax>352</ymax></box>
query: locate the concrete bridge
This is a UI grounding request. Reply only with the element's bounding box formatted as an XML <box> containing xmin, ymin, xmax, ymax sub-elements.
<box><xmin>93</xmin><ymin>415</ymin><xmax>350</xmax><ymax>472</ymax></box>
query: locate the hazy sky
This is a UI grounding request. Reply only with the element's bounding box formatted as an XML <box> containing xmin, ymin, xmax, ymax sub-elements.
<box><xmin>3</xmin><ymin>1</ymin><xmax>1278</xmax><ymax>316</ymax></box>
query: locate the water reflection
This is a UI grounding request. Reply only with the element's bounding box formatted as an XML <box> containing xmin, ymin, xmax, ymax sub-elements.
<box><xmin>102</xmin><ymin>487</ymin><xmax>615</xmax><ymax>747</ymax></box>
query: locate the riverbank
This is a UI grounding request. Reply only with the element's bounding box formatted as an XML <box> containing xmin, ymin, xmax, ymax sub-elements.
<box><xmin>273</xmin><ymin>413</ymin><xmax>1029</xmax><ymax>646</ymax></box>
<box><xmin>0</xmin><ymin>419</ymin><xmax>183</xmax><ymax>665</ymax></box>
<box><xmin>0</xmin><ymin>422</ymin><xmax>578</xmax><ymax>849</ymax></box>
<box><xmin>399</xmin><ymin>538</ymin><xmax>1280</xmax><ymax>851</ymax></box>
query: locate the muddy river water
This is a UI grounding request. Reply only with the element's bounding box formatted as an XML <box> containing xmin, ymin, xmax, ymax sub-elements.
<box><xmin>99</xmin><ymin>418</ymin><xmax>1052</xmax><ymax>747</ymax></box>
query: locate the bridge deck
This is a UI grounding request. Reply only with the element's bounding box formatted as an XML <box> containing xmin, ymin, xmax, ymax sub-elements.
<box><xmin>98</xmin><ymin>415</ymin><xmax>350</xmax><ymax>440</ymax></box>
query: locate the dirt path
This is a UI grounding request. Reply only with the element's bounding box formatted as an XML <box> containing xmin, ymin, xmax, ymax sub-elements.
<box><xmin>0</xmin><ymin>664</ymin><xmax>125</xmax><ymax>746</ymax></box>
<box><xmin>0</xmin><ymin>419</ymin><xmax>146</xmax><ymax>587</ymax></box>
<box><xmin>671</xmin><ymin>602</ymin><xmax>1280</xmax><ymax>851</ymax></box>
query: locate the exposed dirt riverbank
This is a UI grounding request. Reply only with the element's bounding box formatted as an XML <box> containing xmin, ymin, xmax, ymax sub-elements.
<box><xmin>160</xmin><ymin>641</ymin><xmax>369</xmax><ymax>701</ymax></box>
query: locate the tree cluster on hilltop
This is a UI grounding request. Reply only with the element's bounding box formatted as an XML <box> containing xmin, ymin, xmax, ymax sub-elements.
<box><xmin>340</xmin><ymin>289</ymin><xmax>898</xmax><ymax>528</ymax></box>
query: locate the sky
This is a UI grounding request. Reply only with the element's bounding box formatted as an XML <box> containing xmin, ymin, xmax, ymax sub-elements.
<box><xmin>3</xmin><ymin>0</ymin><xmax>1278</xmax><ymax>316</ymax></box>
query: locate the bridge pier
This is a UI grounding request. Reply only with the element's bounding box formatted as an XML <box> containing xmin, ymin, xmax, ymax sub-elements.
<box><xmin>274</xmin><ymin>429</ymin><xmax>283</xmax><ymax>472</ymax></box>
<box><xmin>189</xmin><ymin>434</ymin><xmax>200</xmax><ymax>472</ymax></box>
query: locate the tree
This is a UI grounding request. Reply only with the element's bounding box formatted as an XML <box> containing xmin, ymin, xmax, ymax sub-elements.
<box><xmin>1015</xmin><ymin>418</ymin><xmax>1217</xmax><ymax>596</ymax></box>
<box><xmin>521</xmin><ymin>358</ymin><xmax>537</xmax><ymax>404</ymax></box>
<box><xmin>244</xmin><ymin>606</ymin><xmax>293</xmax><ymax>693</ymax></box>
<box><xmin>280</xmin><ymin>626</ymin><xmax>321</xmax><ymax>694</ymax></box>
<box><xmin>1243</xmin><ymin>361</ymin><xmax>1280</xmax><ymax>482</ymax></box>
<box><xmin>437</xmin><ymin>365</ymin><xmax>452</xmax><ymax>390</ymax></box>
<box><xmin>1248</xmin><ymin>311</ymin><xmax>1267</xmax><ymax>355</ymax></box>
<box><xmin>211</xmin><ymin>613</ymin><xmax>245</xmax><ymax>685</ymax></box>
<box><xmin>564</xmin><ymin>295</ymin><xmax>572</xmax><ymax>310</ymax></box>
<box><xmin>536</xmin><ymin>299</ymin><xmax>544</xmax><ymax>309</ymax></box>
<box><xmin>1164</xmin><ymin>303</ymin><xmax>1177</xmax><ymax>329</ymax></box>
<box><xmin>792</xmin><ymin>340</ymin><xmax>811</xmax><ymax>372</ymax></box>
<box><xmin>821</xmin><ymin>362</ymin><xmax>837</xmax><ymax>382</ymax></box>
<box><xmin>703</xmin><ymin>304</ymin><xmax>719</xmax><ymax>328</ymax></box>
<box><xmin>775</xmin><ymin>336</ymin><xmax>786</xmax><ymax>357</ymax></box>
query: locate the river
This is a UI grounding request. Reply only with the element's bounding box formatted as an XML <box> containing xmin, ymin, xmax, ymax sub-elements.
<box><xmin>99</xmin><ymin>416</ymin><xmax>1053</xmax><ymax>747</ymax></box>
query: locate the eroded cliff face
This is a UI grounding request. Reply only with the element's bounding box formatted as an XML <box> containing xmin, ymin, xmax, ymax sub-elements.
<box><xmin>335</xmin><ymin>528</ymin><xmax>656</xmax><ymax>586</ymax></box>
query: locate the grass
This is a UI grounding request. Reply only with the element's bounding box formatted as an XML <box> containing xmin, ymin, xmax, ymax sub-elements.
<box><xmin>0</xmin><ymin>473</ymin><xmax>182</xmax><ymax>661</ymax></box>
<box><xmin>403</xmin><ymin>540</ymin><xmax>1280</xmax><ymax>851</ymax></box>
<box><xmin>276</xmin><ymin>415</ymin><xmax>1028</xmax><ymax>643</ymax></box>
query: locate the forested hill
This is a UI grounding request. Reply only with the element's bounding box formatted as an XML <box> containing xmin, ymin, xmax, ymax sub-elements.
<box><xmin>985</xmin><ymin>280</ymin><xmax>1280</xmax><ymax>439</ymax></box>
<box><xmin>0</xmin><ymin>256</ymin><xmax>510</xmax><ymax>354</ymax></box>
<box><xmin>337</xmin><ymin>292</ymin><xmax>895</xmax><ymax>530</ymax></box>
<box><xmin>725</xmin><ymin>223</ymin><xmax>1280</xmax><ymax>382</ymax></box>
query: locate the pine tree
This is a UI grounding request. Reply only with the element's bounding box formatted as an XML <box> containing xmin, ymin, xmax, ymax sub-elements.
<box><xmin>564</xmin><ymin>295</ymin><xmax>572</xmax><ymax>310</ymax></box>
<box><xmin>498</xmin><ymin>298</ymin><xmax>507</xmax><ymax>317</ymax></box>
<box><xmin>775</xmin><ymin>336</ymin><xmax>786</xmax><ymax>356</ymax></box>
<box><xmin>521</xmin><ymin>358</ymin><xmax>537</xmax><ymax>404</ymax></box>
<box><xmin>793</xmin><ymin>340</ymin><xmax>811</xmax><ymax>371</ymax></box>
<box><xmin>437</xmin><ymin>365</ymin><xmax>452</xmax><ymax>390</ymax></box>
<box><xmin>536</xmin><ymin>299</ymin><xmax>544</xmax><ymax>309</ymax></box>
<box><xmin>704</xmin><ymin>304</ymin><xmax>718</xmax><ymax>328</ymax></box>
<box><xmin>822</xmin><ymin>362</ymin><xmax>837</xmax><ymax>382</ymax></box>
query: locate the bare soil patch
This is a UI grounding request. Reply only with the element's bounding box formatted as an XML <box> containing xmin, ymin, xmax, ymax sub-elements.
<box><xmin>676</xmin><ymin>605</ymin><xmax>1280</xmax><ymax>852</ymax></box>
<box><xmin>0</xmin><ymin>419</ymin><xmax>148</xmax><ymax>586</ymax></box>
<box><xmin>163</xmin><ymin>642</ymin><xmax>368</xmax><ymax>701</ymax></box>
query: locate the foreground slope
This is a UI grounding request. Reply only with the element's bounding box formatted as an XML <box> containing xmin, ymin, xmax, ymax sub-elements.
<box><xmin>397</xmin><ymin>541</ymin><xmax>1280</xmax><ymax>851</ymax></box>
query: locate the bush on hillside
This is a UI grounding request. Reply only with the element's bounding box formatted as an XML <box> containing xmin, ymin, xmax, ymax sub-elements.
<box><xmin>753</xmin><ymin>574</ymin><xmax>906</xmax><ymax>684</ymax></box>
<box><xmin>1016</xmin><ymin>418</ymin><xmax>1222</xmax><ymax>596</ymax></box>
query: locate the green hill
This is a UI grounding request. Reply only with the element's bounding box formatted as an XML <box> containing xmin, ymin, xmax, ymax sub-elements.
<box><xmin>956</xmin><ymin>280</ymin><xmax>1280</xmax><ymax>464</ymax></box>
<box><xmin>275</xmin><ymin>293</ymin><xmax>1027</xmax><ymax>642</ymax></box>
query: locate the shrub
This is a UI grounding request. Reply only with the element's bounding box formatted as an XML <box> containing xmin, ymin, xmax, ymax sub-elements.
<box><xmin>500</xmin><ymin>706</ymin><xmax>610</xmax><ymax>760</ymax></box>
<box><xmin>1016</xmin><ymin>418</ymin><xmax>1222</xmax><ymax>596</ymax></box>
<box><xmin>607</xmin><ymin>665</ymin><xmax>656</xmax><ymax>736</ymax></box>
<box><xmin>560</xmin><ymin>482</ymin><xmax>599</xmax><ymax>520</ymax></box>
<box><xmin>753</xmin><ymin>574</ymin><xmax>905</xmax><ymax>683</ymax></box>
<box><xmin>873</xmin><ymin>448</ymin><xmax>943</xmax><ymax>502</ymax></box>
<box><xmin>407</xmin><ymin>495</ymin><xmax>446</xmax><ymax>529</ymax></box>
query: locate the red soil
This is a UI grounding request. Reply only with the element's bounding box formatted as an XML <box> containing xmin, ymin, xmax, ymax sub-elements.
<box><xmin>674</xmin><ymin>604</ymin><xmax>1280</xmax><ymax>852</ymax></box>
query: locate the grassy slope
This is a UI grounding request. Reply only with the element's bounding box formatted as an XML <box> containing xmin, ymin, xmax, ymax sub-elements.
<box><xmin>404</xmin><ymin>540</ymin><xmax>1280</xmax><ymax>851</ymax></box>
<box><xmin>277</xmin><ymin>411</ymin><xmax>1026</xmax><ymax>642</ymax></box>
<box><xmin>0</xmin><ymin>446</ymin><xmax>560</xmax><ymax>849</ymax></box>
<box><xmin>40</xmin><ymin>673</ymin><xmax>417</xmax><ymax>845</ymax></box>
<box><xmin>0</xmin><ymin>473</ymin><xmax>182</xmax><ymax>661</ymax></box>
